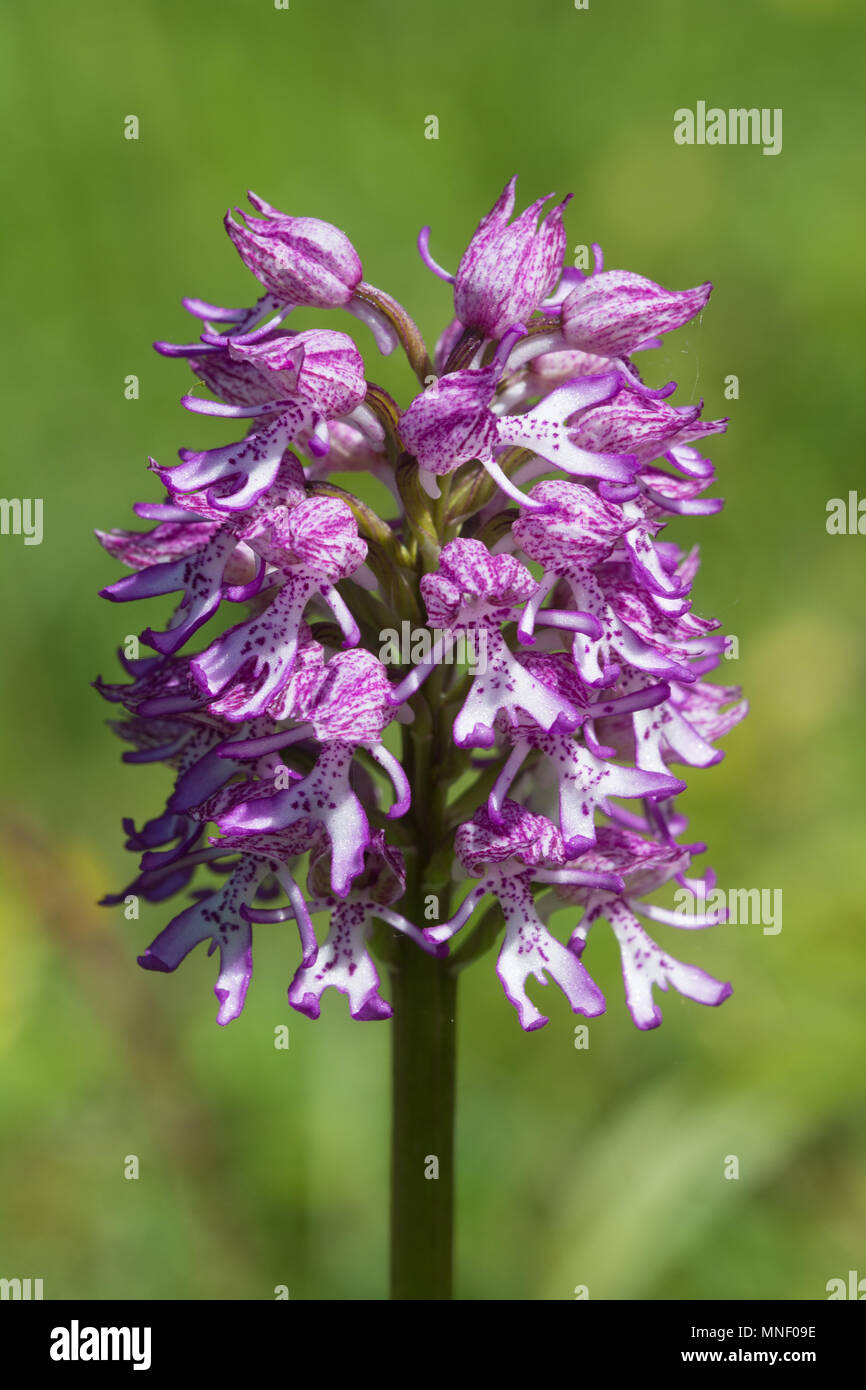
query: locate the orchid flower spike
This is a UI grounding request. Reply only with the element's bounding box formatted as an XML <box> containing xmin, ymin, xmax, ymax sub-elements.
<box><xmin>96</xmin><ymin>180</ymin><xmax>743</xmax><ymax>1039</ymax></box>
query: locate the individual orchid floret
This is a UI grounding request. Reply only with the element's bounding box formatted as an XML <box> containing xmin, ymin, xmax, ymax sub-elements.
<box><xmin>390</xmin><ymin>538</ymin><xmax>587</xmax><ymax>747</ymax></box>
<box><xmin>593</xmin><ymin>669</ymin><xmax>748</xmax><ymax>781</ymax></box>
<box><xmin>426</xmin><ymin>801</ymin><xmax>621</xmax><ymax>1031</ymax></box>
<box><xmin>556</xmin><ymin>826</ymin><xmax>732</xmax><ymax>1030</ymax></box>
<box><xmin>510</xmin><ymin>478</ymin><xmax>692</xmax><ymax>608</ymax></box>
<box><xmin>420</xmin><ymin>177</ymin><xmax>570</xmax><ymax>339</ymax></box>
<box><xmin>189</xmin><ymin>496</ymin><xmax>367</xmax><ymax>721</ymax></box>
<box><xmin>98</xmin><ymin>518</ymin><xmax>264</xmax><ymax>655</ymax></box>
<box><xmin>215</xmin><ymin>649</ymin><xmax>408</xmax><ymax>896</ymax></box>
<box><xmin>225</xmin><ymin>192</ymin><xmax>363</xmax><ymax>309</ymax></box>
<box><xmin>487</xmin><ymin>652</ymin><xmax>682</xmax><ymax>853</ymax></box>
<box><xmin>560</xmin><ymin>269</ymin><xmax>712</xmax><ymax>359</ymax></box>
<box><xmin>568</xmin><ymin>387</ymin><xmax>727</xmax><ymax>478</ymax></box>
<box><xmin>398</xmin><ymin>348</ymin><xmax>637</xmax><ymax>505</ymax></box>
<box><xmin>505</xmin><ymin>250</ymin><xmax>710</xmax><ymax>400</ymax></box>
<box><xmin>137</xmin><ymin>820</ymin><xmax>319</xmax><ymax>1025</ymax></box>
<box><xmin>512</xmin><ymin>497</ymin><xmax>709</xmax><ymax>685</ymax></box>
<box><xmin>175</xmin><ymin>194</ymin><xmax>424</xmax><ymax>366</ymax></box>
<box><xmin>152</xmin><ymin>329</ymin><xmax>367</xmax><ymax>514</ymax></box>
<box><xmin>225</xmin><ymin>328</ymin><xmax>367</xmax><ymax>418</ymax></box>
<box><xmin>510</xmin><ymin>479</ymin><xmax>628</xmax><ymax>569</ymax></box>
<box><xmin>288</xmin><ymin>834</ymin><xmax>439</xmax><ymax>1021</ymax></box>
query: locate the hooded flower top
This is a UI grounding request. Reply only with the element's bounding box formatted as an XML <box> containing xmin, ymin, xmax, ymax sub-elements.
<box><xmin>96</xmin><ymin>180</ymin><xmax>745</xmax><ymax>1032</ymax></box>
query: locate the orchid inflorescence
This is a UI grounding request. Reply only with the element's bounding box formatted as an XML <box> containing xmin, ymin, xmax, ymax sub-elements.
<box><xmin>95</xmin><ymin>178</ymin><xmax>747</xmax><ymax>1032</ymax></box>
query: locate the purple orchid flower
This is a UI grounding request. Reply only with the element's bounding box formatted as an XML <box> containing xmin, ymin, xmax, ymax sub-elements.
<box><xmin>288</xmin><ymin>833</ymin><xmax>441</xmax><ymax>1021</ymax></box>
<box><xmin>555</xmin><ymin>826</ymin><xmax>732</xmax><ymax>1030</ymax></box>
<box><xmin>225</xmin><ymin>192</ymin><xmax>363</xmax><ymax>310</ymax></box>
<box><xmin>424</xmin><ymin>801</ymin><xmax>619</xmax><ymax>1031</ymax></box>
<box><xmin>419</xmin><ymin>176</ymin><xmax>570</xmax><ymax>339</ymax></box>
<box><xmin>560</xmin><ymin>268</ymin><xmax>713</xmax><ymax>360</ymax></box>
<box><xmin>151</xmin><ymin>329</ymin><xmax>368</xmax><ymax>514</ymax></box>
<box><xmin>510</xmin><ymin>487</ymin><xmax>719</xmax><ymax>684</ymax></box>
<box><xmin>216</xmin><ymin>648</ymin><xmax>408</xmax><ymax>897</ymax></box>
<box><xmin>504</xmin><ymin>246</ymin><xmax>711</xmax><ymax>401</ymax></box>
<box><xmin>189</xmin><ymin>495</ymin><xmax>367</xmax><ymax>720</ymax></box>
<box><xmin>592</xmin><ymin>668</ymin><xmax>749</xmax><ymax>780</ymax></box>
<box><xmin>138</xmin><ymin>822</ymin><xmax>320</xmax><ymax>1025</ymax></box>
<box><xmin>487</xmin><ymin>651</ymin><xmax>682</xmax><ymax>852</ymax></box>
<box><xmin>398</xmin><ymin>341</ymin><xmax>638</xmax><ymax>505</ymax></box>
<box><xmin>390</xmin><ymin>538</ymin><xmax>590</xmax><ymax>747</ymax></box>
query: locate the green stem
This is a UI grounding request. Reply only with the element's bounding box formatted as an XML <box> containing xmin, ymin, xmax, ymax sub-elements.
<box><xmin>388</xmin><ymin>933</ymin><xmax>457</xmax><ymax>1300</ymax></box>
<box><xmin>385</xmin><ymin>438</ymin><xmax>469</xmax><ymax>1300</ymax></box>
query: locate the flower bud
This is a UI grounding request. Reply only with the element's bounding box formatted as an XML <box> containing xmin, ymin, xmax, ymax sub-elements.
<box><xmin>454</xmin><ymin>177</ymin><xmax>569</xmax><ymax>337</ymax></box>
<box><xmin>225</xmin><ymin>192</ymin><xmax>363</xmax><ymax>308</ymax></box>
<box><xmin>561</xmin><ymin>270</ymin><xmax>712</xmax><ymax>358</ymax></box>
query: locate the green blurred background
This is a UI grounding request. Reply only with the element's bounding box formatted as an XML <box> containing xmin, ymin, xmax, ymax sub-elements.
<box><xmin>1</xmin><ymin>0</ymin><xmax>864</xmax><ymax>1300</ymax></box>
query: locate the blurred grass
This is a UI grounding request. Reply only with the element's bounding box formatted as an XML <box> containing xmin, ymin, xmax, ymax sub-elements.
<box><xmin>1</xmin><ymin>0</ymin><xmax>865</xmax><ymax>1299</ymax></box>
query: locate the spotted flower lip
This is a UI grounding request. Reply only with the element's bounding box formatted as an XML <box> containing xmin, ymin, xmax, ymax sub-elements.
<box><xmin>288</xmin><ymin>833</ymin><xmax>439</xmax><ymax>1022</ymax></box>
<box><xmin>487</xmin><ymin>652</ymin><xmax>682</xmax><ymax>854</ymax></box>
<box><xmin>225</xmin><ymin>192</ymin><xmax>363</xmax><ymax>308</ymax></box>
<box><xmin>556</xmin><ymin>827</ymin><xmax>732</xmax><ymax>1030</ymax></box>
<box><xmin>594</xmin><ymin>670</ymin><xmax>748</xmax><ymax>781</ymax></box>
<box><xmin>137</xmin><ymin>821</ymin><xmax>320</xmax><ymax>1024</ymax></box>
<box><xmin>214</xmin><ymin>742</ymin><xmax>373</xmax><ymax>898</ymax></box>
<box><xmin>391</xmin><ymin>538</ymin><xmax>588</xmax><ymax>748</ymax></box>
<box><xmin>425</xmin><ymin>802</ymin><xmax>620</xmax><ymax>1031</ymax></box>
<box><xmin>98</xmin><ymin>180</ymin><xmax>742</xmax><ymax>1040</ymax></box>
<box><xmin>420</xmin><ymin>176</ymin><xmax>570</xmax><ymax>338</ymax></box>
<box><xmin>510</xmin><ymin>541</ymin><xmax>706</xmax><ymax>689</ymax></box>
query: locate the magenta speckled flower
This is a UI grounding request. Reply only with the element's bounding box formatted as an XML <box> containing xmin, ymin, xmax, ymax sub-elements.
<box><xmin>95</xmin><ymin>181</ymin><xmax>746</xmax><ymax>1301</ymax></box>
<box><xmin>420</xmin><ymin>176</ymin><xmax>570</xmax><ymax>339</ymax></box>
<box><xmin>225</xmin><ymin>193</ymin><xmax>363</xmax><ymax>309</ymax></box>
